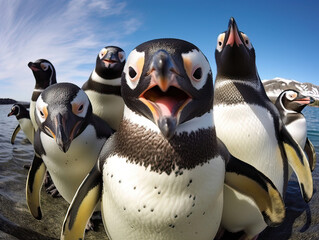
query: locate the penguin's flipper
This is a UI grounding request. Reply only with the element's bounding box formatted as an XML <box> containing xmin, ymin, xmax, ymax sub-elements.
<box><xmin>225</xmin><ymin>155</ymin><xmax>285</xmax><ymax>227</ymax></box>
<box><xmin>61</xmin><ymin>164</ymin><xmax>102</xmax><ymax>240</ymax></box>
<box><xmin>304</xmin><ymin>137</ymin><xmax>316</xmax><ymax>171</ymax></box>
<box><xmin>26</xmin><ymin>154</ymin><xmax>46</xmax><ymax>220</ymax></box>
<box><xmin>10</xmin><ymin>124</ymin><xmax>21</xmax><ymax>144</ymax></box>
<box><xmin>281</xmin><ymin>126</ymin><xmax>313</xmax><ymax>202</ymax></box>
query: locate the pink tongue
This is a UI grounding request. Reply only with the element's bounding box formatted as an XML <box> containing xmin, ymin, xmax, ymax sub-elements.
<box><xmin>155</xmin><ymin>97</ymin><xmax>177</xmax><ymax>116</ymax></box>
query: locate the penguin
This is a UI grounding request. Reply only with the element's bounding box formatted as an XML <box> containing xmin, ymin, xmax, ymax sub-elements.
<box><xmin>213</xmin><ymin>17</ymin><xmax>313</xmax><ymax>239</ymax></box>
<box><xmin>28</xmin><ymin>59</ymin><xmax>57</xmax><ymax>131</ymax></box>
<box><xmin>61</xmin><ymin>38</ymin><xmax>285</xmax><ymax>240</ymax></box>
<box><xmin>275</xmin><ymin>89</ymin><xmax>316</xmax><ymax>172</ymax></box>
<box><xmin>26</xmin><ymin>82</ymin><xmax>113</xmax><ymax>220</ymax></box>
<box><xmin>82</xmin><ymin>46</ymin><xmax>126</xmax><ymax>130</ymax></box>
<box><xmin>8</xmin><ymin>103</ymin><xmax>34</xmax><ymax>144</ymax></box>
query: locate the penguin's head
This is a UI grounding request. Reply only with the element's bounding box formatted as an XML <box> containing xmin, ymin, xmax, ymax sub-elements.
<box><xmin>276</xmin><ymin>89</ymin><xmax>315</xmax><ymax>113</ymax></box>
<box><xmin>215</xmin><ymin>17</ymin><xmax>256</xmax><ymax>79</ymax></box>
<box><xmin>122</xmin><ymin>38</ymin><xmax>213</xmax><ymax>139</ymax></box>
<box><xmin>28</xmin><ymin>59</ymin><xmax>57</xmax><ymax>89</ymax></box>
<box><xmin>35</xmin><ymin>83</ymin><xmax>92</xmax><ymax>153</ymax></box>
<box><xmin>8</xmin><ymin>104</ymin><xmax>27</xmax><ymax>118</ymax></box>
<box><xmin>95</xmin><ymin>46</ymin><xmax>126</xmax><ymax>80</ymax></box>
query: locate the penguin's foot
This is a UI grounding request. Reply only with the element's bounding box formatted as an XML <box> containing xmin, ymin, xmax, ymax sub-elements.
<box><xmin>44</xmin><ymin>172</ymin><xmax>61</xmax><ymax>198</ymax></box>
<box><xmin>85</xmin><ymin>211</ymin><xmax>102</xmax><ymax>232</ymax></box>
<box><xmin>46</xmin><ymin>183</ymin><xmax>61</xmax><ymax>198</ymax></box>
<box><xmin>85</xmin><ymin>219</ymin><xmax>95</xmax><ymax>232</ymax></box>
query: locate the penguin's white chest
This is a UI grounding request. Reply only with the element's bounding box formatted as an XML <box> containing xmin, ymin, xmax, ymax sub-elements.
<box><xmin>286</xmin><ymin>118</ymin><xmax>307</xmax><ymax>148</ymax></box>
<box><xmin>19</xmin><ymin>118</ymin><xmax>34</xmax><ymax>144</ymax></box>
<box><xmin>101</xmin><ymin>155</ymin><xmax>225</xmax><ymax>240</ymax></box>
<box><xmin>214</xmin><ymin>103</ymin><xmax>284</xmax><ymax>188</ymax></box>
<box><xmin>40</xmin><ymin>125</ymin><xmax>105</xmax><ymax>203</ymax></box>
<box><xmin>214</xmin><ymin>103</ymin><xmax>285</xmax><ymax>237</ymax></box>
<box><xmin>85</xmin><ymin>90</ymin><xmax>124</xmax><ymax>130</ymax></box>
<box><xmin>29</xmin><ymin>101</ymin><xmax>38</xmax><ymax>131</ymax></box>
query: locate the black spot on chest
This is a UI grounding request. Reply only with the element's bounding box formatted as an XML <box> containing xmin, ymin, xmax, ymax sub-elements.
<box><xmin>111</xmin><ymin>119</ymin><xmax>219</xmax><ymax>175</ymax></box>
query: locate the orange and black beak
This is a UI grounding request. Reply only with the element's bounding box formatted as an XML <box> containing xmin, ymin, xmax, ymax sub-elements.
<box><xmin>45</xmin><ymin>112</ymin><xmax>83</xmax><ymax>153</ymax></box>
<box><xmin>139</xmin><ymin>50</ymin><xmax>192</xmax><ymax>139</ymax></box>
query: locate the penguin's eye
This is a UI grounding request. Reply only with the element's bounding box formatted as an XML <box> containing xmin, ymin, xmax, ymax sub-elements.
<box><xmin>36</xmin><ymin>96</ymin><xmax>48</xmax><ymax>124</ymax></box>
<box><xmin>36</xmin><ymin>107</ymin><xmax>48</xmax><ymax>123</ymax></box>
<box><xmin>129</xmin><ymin>66</ymin><xmax>137</xmax><ymax>79</ymax></box>
<box><xmin>241</xmin><ymin>33</ymin><xmax>252</xmax><ymax>50</ymax></box>
<box><xmin>99</xmin><ymin>48</ymin><xmax>107</xmax><ymax>59</ymax></box>
<box><xmin>40</xmin><ymin>63</ymin><xmax>49</xmax><ymax>71</ymax></box>
<box><xmin>182</xmin><ymin>49</ymin><xmax>211</xmax><ymax>90</ymax></box>
<box><xmin>72</xmin><ymin>103</ymin><xmax>86</xmax><ymax>116</ymax></box>
<box><xmin>216</xmin><ymin>33</ymin><xmax>225</xmax><ymax>52</ymax></box>
<box><xmin>193</xmin><ymin>67</ymin><xmax>202</xmax><ymax>81</ymax></box>
<box><xmin>118</xmin><ymin>51</ymin><xmax>126</xmax><ymax>62</ymax></box>
<box><xmin>286</xmin><ymin>91</ymin><xmax>297</xmax><ymax>101</ymax></box>
<box><xmin>124</xmin><ymin>50</ymin><xmax>145</xmax><ymax>89</ymax></box>
<box><xmin>78</xmin><ymin>104</ymin><xmax>83</xmax><ymax>112</ymax></box>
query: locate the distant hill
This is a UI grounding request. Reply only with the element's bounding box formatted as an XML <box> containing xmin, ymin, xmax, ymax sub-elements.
<box><xmin>0</xmin><ymin>98</ymin><xmax>29</xmax><ymax>106</ymax></box>
<box><xmin>262</xmin><ymin>77</ymin><xmax>319</xmax><ymax>103</ymax></box>
<box><xmin>0</xmin><ymin>98</ymin><xmax>17</xmax><ymax>105</ymax></box>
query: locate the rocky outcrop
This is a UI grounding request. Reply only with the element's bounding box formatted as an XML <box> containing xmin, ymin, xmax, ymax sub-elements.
<box><xmin>262</xmin><ymin>77</ymin><xmax>319</xmax><ymax>102</ymax></box>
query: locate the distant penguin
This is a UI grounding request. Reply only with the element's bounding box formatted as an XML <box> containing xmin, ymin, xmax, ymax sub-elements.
<box><xmin>28</xmin><ymin>59</ymin><xmax>57</xmax><ymax>131</ymax></box>
<box><xmin>82</xmin><ymin>46</ymin><xmax>126</xmax><ymax>130</ymax></box>
<box><xmin>275</xmin><ymin>89</ymin><xmax>316</xmax><ymax>172</ymax></box>
<box><xmin>26</xmin><ymin>83</ymin><xmax>113</xmax><ymax>220</ymax></box>
<box><xmin>61</xmin><ymin>38</ymin><xmax>285</xmax><ymax>240</ymax></box>
<box><xmin>213</xmin><ymin>17</ymin><xmax>313</xmax><ymax>239</ymax></box>
<box><xmin>8</xmin><ymin>104</ymin><xmax>34</xmax><ymax>144</ymax></box>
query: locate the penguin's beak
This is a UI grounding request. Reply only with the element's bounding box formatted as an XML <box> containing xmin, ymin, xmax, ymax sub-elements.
<box><xmin>48</xmin><ymin>112</ymin><xmax>82</xmax><ymax>153</ymax></box>
<box><xmin>139</xmin><ymin>50</ymin><xmax>192</xmax><ymax>139</ymax></box>
<box><xmin>28</xmin><ymin>62</ymin><xmax>40</xmax><ymax>72</ymax></box>
<box><xmin>102</xmin><ymin>51</ymin><xmax>119</xmax><ymax>66</ymax></box>
<box><xmin>7</xmin><ymin>108</ymin><xmax>16</xmax><ymax>117</ymax></box>
<box><xmin>226</xmin><ymin>17</ymin><xmax>243</xmax><ymax>47</ymax></box>
<box><xmin>294</xmin><ymin>95</ymin><xmax>315</xmax><ymax>105</ymax></box>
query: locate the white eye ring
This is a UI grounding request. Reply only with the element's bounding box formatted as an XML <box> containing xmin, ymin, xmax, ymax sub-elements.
<box><xmin>124</xmin><ymin>49</ymin><xmax>145</xmax><ymax>90</ymax></box>
<box><xmin>241</xmin><ymin>33</ymin><xmax>252</xmax><ymax>50</ymax></box>
<box><xmin>216</xmin><ymin>33</ymin><xmax>225</xmax><ymax>52</ymax></box>
<box><xmin>285</xmin><ymin>91</ymin><xmax>297</xmax><ymax>101</ymax></box>
<box><xmin>36</xmin><ymin>95</ymin><xmax>48</xmax><ymax>124</ymax></box>
<box><xmin>41</xmin><ymin>62</ymin><xmax>50</xmax><ymax>71</ymax></box>
<box><xmin>99</xmin><ymin>48</ymin><xmax>107</xmax><ymax>59</ymax></box>
<box><xmin>182</xmin><ymin>49</ymin><xmax>211</xmax><ymax>90</ymax></box>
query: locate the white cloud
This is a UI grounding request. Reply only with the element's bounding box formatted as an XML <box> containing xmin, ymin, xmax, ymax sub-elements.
<box><xmin>0</xmin><ymin>0</ymin><xmax>141</xmax><ymax>101</ymax></box>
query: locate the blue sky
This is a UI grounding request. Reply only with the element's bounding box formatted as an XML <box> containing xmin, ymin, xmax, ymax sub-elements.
<box><xmin>1</xmin><ymin>0</ymin><xmax>318</xmax><ymax>101</ymax></box>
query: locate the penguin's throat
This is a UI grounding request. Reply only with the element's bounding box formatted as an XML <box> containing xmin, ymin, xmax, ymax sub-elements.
<box><xmin>141</xmin><ymin>86</ymin><xmax>190</xmax><ymax>117</ymax></box>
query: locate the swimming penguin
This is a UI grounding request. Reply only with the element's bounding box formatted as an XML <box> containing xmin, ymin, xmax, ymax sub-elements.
<box><xmin>213</xmin><ymin>18</ymin><xmax>313</xmax><ymax>239</ymax></box>
<box><xmin>28</xmin><ymin>59</ymin><xmax>57</xmax><ymax>131</ymax></box>
<box><xmin>61</xmin><ymin>38</ymin><xmax>285</xmax><ymax>240</ymax></box>
<box><xmin>275</xmin><ymin>89</ymin><xmax>316</xmax><ymax>172</ymax></box>
<box><xmin>26</xmin><ymin>82</ymin><xmax>113</xmax><ymax>220</ymax></box>
<box><xmin>8</xmin><ymin>103</ymin><xmax>34</xmax><ymax>144</ymax></box>
<box><xmin>82</xmin><ymin>46</ymin><xmax>126</xmax><ymax>130</ymax></box>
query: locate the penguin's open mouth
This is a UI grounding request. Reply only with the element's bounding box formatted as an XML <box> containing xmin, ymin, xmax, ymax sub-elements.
<box><xmin>103</xmin><ymin>59</ymin><xmax>118</xmax><ymax>65</ymax></box>
<box><xmin>139</xmin><ymin>85</ymin><xmax>191</xmax><ymax>119</ymax></box>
